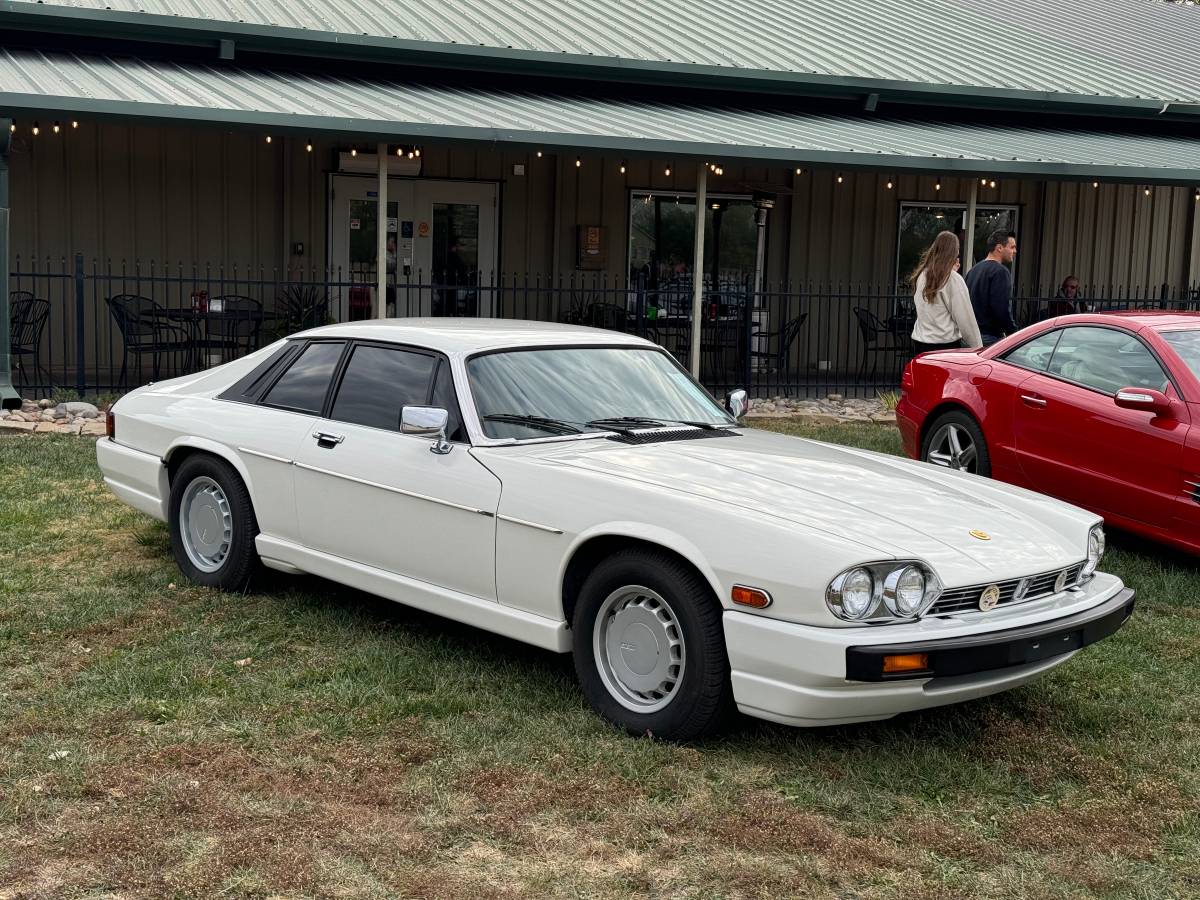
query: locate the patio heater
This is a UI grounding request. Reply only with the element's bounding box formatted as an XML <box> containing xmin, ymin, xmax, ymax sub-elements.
<box><xmin>0</xmin><ymin>118</ymin><xmax>20</xmax><ymax>410</ymax></box>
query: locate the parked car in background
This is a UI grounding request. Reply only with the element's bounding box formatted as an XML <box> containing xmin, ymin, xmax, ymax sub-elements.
<box><xmin>898</xmin><ymin>312</ymin><xmax>1200</xmax><ymax>555</ymax></box>
<box><xmin>98</xmin><ymin>320</ymin><xmax>1132</xmax><ymax>739</ymax></box>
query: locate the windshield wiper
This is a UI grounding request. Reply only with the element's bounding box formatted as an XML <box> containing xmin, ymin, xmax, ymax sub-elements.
<box><xmin>482</xmin><ymin>413</ymin><xmax>582</xmax><ymax>435</ymax></box>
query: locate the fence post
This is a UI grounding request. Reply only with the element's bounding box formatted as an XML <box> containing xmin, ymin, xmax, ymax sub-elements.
<box><xmin>743</xmin><ymin>277</ymin><xmax>754</xmax><ymax>396</ymax></box>
<box><xmin>74</xmin><ymin>252</ymin><xmax>86</xmax><ymax>395</ymax></box>
<box><xmin>635</xmin><ymin>273</ymin><xmax>646</xmax><ymax>338</ymax></box>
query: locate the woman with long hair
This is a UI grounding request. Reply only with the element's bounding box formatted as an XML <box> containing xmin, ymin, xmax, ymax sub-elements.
<box><xmin>910</xmin><ymin>231</ymin><xmax>982</xmax><ymax>353</ymax></box>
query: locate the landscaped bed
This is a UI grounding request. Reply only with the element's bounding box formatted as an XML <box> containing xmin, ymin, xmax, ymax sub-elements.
<box><xmin>1</xmin><ymin>424</ymin><xmax>1197</xmax><ymax>898</ymax></box>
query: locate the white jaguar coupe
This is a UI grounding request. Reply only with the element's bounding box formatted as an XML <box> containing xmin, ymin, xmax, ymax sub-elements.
<box><xmin>97</xmin><ymin>320</ymin><xmax>1134</xmax><ymax>739</ymax></box>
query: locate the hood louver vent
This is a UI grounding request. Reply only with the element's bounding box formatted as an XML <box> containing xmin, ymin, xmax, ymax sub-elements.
<box><xmin>613</xmin><ymin>427</ymin><xmax>739</xmax><ymax>445</ymax></box>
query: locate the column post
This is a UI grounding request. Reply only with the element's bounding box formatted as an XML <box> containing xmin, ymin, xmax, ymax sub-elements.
<box><xmin>376</xmin><ymin>143</ymin><xmax>388</xmax><ymax>319</ymax></box>
<box><xmin>0</xmin><ymin>117</ymin><xmax>20</xmax><ymax>409</ymax></box>
<box><xmin>689</xmin><ymin>163</ymin><xmax>708</xmax><ymax>379</ymax></box>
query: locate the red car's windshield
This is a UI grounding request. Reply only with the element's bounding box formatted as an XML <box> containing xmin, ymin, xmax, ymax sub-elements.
<box><xmin>1160</xmin><ymin>329</ymin><xmax>1200</xmax><ymax>383</ymax></box>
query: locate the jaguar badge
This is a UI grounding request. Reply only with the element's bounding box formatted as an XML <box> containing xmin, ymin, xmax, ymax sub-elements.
<box><xmin>979</xmin><ymin>584</ymin><xmax>1001</xmax><ymax>611</ymax></box>
<box><xmin>970</xmin><ymin>530</ymin><xmax>991</xmax><ymax>541</ymax></box>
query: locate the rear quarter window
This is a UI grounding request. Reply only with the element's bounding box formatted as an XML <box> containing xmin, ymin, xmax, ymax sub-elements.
<box><xmin>260</xmin><ymin>341</ymin><xmax>346</xmax><ymax>414</ymax></box>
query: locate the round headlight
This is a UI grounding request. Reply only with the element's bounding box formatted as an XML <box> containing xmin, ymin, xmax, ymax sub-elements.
<box><xmin>1082</xmin><ymin>525</ymin><xmax>1105</xmax><ymax>579</ymax></box>
<box><xmin>884</xmin><ymin>565</ymin><xmax>927</xmax><ymax>617</ymax></box>
<box><xmin>839</xmin><ymin>568</ymin><xmax>875</xmax><ymax>619</ymax></box>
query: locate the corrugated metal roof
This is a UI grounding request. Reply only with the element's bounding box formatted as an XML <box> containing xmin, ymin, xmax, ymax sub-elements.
<box><xmin>1</xmin><ymin>49</ymin><xmax>1197</xmax><ymax>182</ymax></box>
<box><xmin>9</xmin><ymin>0</ymin><xmax>1200</xmax><ymax>108</ymax></box>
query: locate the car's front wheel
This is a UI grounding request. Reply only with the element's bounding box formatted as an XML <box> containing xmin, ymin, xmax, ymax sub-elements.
<box><xmin>572</xmin><ymin>549</ymin><xmax>734</xmax><ymax>740</ymax></box>
<box><xmin>921</xmin><ymin>409</ymin><xmax>991</xmax><ymax>477</ymax></box>
<box><xmin>168</xmin><ymin>454</ymin><xmax>261</xmax><ymax>590</ymax></box>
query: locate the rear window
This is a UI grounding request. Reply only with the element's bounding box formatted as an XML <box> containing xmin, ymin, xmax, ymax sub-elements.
<box><xmin>261</xmin><ymin>341</ymin><xmax>345</xmax><ymax>413</ymax></box>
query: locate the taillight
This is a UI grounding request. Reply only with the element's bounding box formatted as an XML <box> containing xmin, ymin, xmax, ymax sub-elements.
<box><xmin>901</xmin><ymin>364</ymin><xmax>915</xmax><ymax>392</ymax></box>
<box><xmin>105</xmin><ymin>410</ymin><xmax>116</xmax><ymax>439</ymax></box>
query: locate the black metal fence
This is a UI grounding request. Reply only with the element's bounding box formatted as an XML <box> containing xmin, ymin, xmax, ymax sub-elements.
<box><xmin>8</xmin><ymin>254</ymin><xmax>1200</xmax><ymax>400</ymax></box>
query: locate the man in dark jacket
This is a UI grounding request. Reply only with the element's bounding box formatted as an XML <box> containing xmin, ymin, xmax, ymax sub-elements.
<box><xmin>966</xmin><ymin>230</ymin><xmax>1018</xmax><ymax>346</ymax></box>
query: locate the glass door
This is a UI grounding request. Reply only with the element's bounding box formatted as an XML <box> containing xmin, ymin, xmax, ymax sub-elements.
<box><xmin>329</xmin><ymin>176</ymin><xmax>497</xmax><ymax>319</ymax></box>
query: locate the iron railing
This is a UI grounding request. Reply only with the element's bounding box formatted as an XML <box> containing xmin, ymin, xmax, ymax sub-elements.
<box><xmin>7</xmin><ymin>254</ymin><xmax>1199</xmax><ymax>400</ymax></box>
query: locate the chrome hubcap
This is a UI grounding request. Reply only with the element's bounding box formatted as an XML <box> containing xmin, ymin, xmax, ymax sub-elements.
<box><xmin>593</xmin><ymin>586</ymin><xmax>686</xmax><ymax>713</ymax></box>
<box><xmin>927</xmin><ymin>423</ymin><xmax>978</xmax><ymax>473</ymax></box>
<box><xmin>180</xmin><ymin>476</ymin><xmax>232</xmax><ymax>573</ymax></box>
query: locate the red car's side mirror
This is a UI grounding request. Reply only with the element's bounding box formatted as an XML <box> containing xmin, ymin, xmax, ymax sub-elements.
<box><xmin>1114</xmin><ymin>387</ymin><xmax>1173</xmax><ymax>417</ymax></box>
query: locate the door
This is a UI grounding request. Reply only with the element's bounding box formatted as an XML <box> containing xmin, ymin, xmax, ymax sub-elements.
<box><xmin>329</xmin><ymin>175</ymin><xmax>498</xmax><ymax>320</ymax></box>
<box><xmin>291</xmin><ymin>342</ymin><xmax>501</xmax><ymax>600</ymax></box>
<box><xmin>1010</xmin><ymin>325</ymin><xmax>1186</xmax><ymax>526</ymax></box>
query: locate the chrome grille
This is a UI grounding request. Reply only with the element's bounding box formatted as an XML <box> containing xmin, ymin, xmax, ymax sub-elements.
<box><xmin>929</xmin><ymin>563</ymin><xmax>1085</xmax><ymax>616</ymax></box>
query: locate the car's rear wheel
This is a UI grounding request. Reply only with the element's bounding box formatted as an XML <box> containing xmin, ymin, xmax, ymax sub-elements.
<box><xmin>169</xmin><ymin>454</ymin><xmax>260</xmax><ymax>590</ymax></box>
<box><xmin>921</xmin><ymin>410</ymin><xmax>991</xmax><ymax>477</ymax></box>
<box><xmin>572</xmin><ymin>549</ymin><xmax>734</xmax><ymax>740</ymax></box>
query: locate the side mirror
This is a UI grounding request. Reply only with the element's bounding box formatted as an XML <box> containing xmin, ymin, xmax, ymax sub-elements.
<box><xmin>1114</xmin><ymin>387</ymin><xmax>1173</xmax><ymax>417</ymax></box>
<box><xmin>725</xmin><ymin>388</ymin><xmax>748</xmax><ymax>419</ymax></box>
<box><xmin>401</xmin><ymin>405</ymin><xmax>452</xmax><ymax>454</ymax></box>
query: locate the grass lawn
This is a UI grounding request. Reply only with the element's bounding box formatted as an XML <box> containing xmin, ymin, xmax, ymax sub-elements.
<box><xmin>1</xmin><ymin>425</ymin><xmax>1198</xmax><ymax>899</ymax></box>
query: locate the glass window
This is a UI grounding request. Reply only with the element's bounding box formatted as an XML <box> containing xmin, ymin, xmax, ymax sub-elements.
<box><xmin>468</xmin><ymin>347</ymin><xmax>731</xmax><ymax>440</ymax></box>
<box><xmin>261</xmin><ymin>341</ymin><xmax>345</xmax><ymax>413</ymax></box>
<box><xmin>1161</xmin><ymin>330</ymin><xmax>1200</xmax><ymax>383</ymax></box>
<box><xmin>431</xmin><ymin>358</ymin><xmax>467</xmax><ymax>443</ymax></box>
<box><xmin>1047</xmin><ymin>327</ymin><xmax>1168</xmax><ymax>394</ymax></box>
<box><xmin>432</xmin><ymin>203</ymin><xmax>480</xmax><ymax>316</ymax></box>
<box><xmin>896</xmin><ymin>203</ymin><xmax>1019</xmax><ymax>290</ymax></box>
<box><xmin>628</xmin><ymin>192</ymin><xmax>757</xmax><ymax>317</ymax></box>
<box><xmin>330</xmin><ymin>344</ymin><xmax>436</xmax><ymax>431</ymax></box>
<box><xmin>1004</xmin><ymin>330</ymin><xmax>1062</xmax><ymax>372</ymax></box>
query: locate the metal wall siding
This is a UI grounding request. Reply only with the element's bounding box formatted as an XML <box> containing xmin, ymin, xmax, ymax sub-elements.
<box><xmin>2</xmin><ymin>50</ymin><xmax>1198</xmax><ymax>181</ymax></box>
<box><xmin>14</xmin><ymin>0</ymin><xmax>1200</xmax><ymax>104</ymax></box>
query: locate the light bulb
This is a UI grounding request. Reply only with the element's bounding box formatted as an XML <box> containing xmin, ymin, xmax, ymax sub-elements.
<box><xmin>71</xmin><ymin>120</ymin><xmax>78</xmax><ymax>129</ymax></box>
<box><xmin>408</xmin><ymin>151</ymin><xmax>414</xmax><ymax>159</ymax></box>
<box><xmin>575</xmin><ymin>157</ymin><xmax>581</xmax><ymax>168</ymax></box>
<box><xmin>265</xmin><ymin>135</ymin><xmax>272</xmax><ymax>143</ymax></box>
<box><xmin>397</xmin><ymin>146</ymin><xmax>404</xmax><ymax>156</ymax></box>
<box><xmin>935</xmin><ymin>180</ymin><xmax>942</xmax><ymax>191</ymax></box>
<box><xmin>836</xmin><ymin>173</ymin><xmax>844</xmax><ymax>184</ymax></box>
<box><xmin>619</xmin><ymin>161</ymin><xmax>626</xmax><ymax>174</ymax></box>
<box><xmin>351</xmin><ymin>147</ymin><xmax>357</xmax><ymax>157</ymax></box>
<box><xmin>886</xmin><ymin>180</ymin><xmax>894</xmax><ymax>190</ymax></box>
<box><xmin>536</xmin><ymin>150</ymin><xmax>543</xmax><ymax>158</ymax></box>
<box><xmin>989</xmin><ymin>180</ymin><xmax>997</xmax><ymax>189</ymax></box>
<box><xmin>1145</xmin><ymin>187</ymin><xmax>1151</xmax><ymax>196</ymax></box>
<box><xmin>32</xmin><ymin>122</ymin><xmax>39</xmax><ymax>136</ymax></box>
<box><xmin>981</xmin><ymin>177</ymin><xmax>987</xmax><ymax>185</ymax></box>
<box><xmin>414</xmin><ymin>148</ymin><xmax>420</xmax><ymax>157</ymax></box>
<box><xmin>1093</xmin><ymin>181</ymin><xmax>1099</xmax><ymax>188</ymax></box>
<box><xmin>665</xmin><ymin>165</ymin><xmax>672</xmax><ymax>176</ymax></box>
<box><xmin>53</xmin><ymin>122</ymin><xmax>61</xmax><ymax>134</ymax></box>
<box><xmin>795</xmin><ymin>167</ymin><xmax>803</xmax><ymax>175</ymax></box>
<box><xmin>306</xmin><ymin>141</ymin><xmax>313</xmax><ymax>152</ymax></box>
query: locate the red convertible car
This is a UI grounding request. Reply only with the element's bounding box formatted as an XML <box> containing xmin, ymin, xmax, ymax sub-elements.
<box><xmin>896</xmin><ymin>312</ymin><xmax>1200</xmax><ymax>555</ymax></box>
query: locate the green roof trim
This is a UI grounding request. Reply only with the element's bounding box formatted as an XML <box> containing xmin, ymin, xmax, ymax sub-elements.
<box><xmin>2</xmin><ymin>49</ymin><xmax>1197</xmax><ymax>184</ymax></box>
<box><xmin>3</xmin><ymin>0</ymin><xmax>1200</xmax><ymax>118</ymax></box>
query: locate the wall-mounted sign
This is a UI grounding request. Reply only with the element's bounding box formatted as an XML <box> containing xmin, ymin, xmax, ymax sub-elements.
<box><xmin>418</xmin><ymin>221</ymin><xmax>430</xmax><ymax>238</ymax></box>
<box><xmin>349</xmin><ymin>218</ymin><xmax>361</xmax><ymax>231</ymax></box>
<box><xmin>577</xmin><ymin>225</ymin><xmax>606</xmax><ymax>270</ymax></box>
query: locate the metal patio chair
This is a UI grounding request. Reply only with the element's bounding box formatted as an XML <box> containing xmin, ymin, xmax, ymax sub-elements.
<box><xmin>105</xmin><ymin>294</ymin><xmax>194</xmax><ymax>387</ymax></box>
<box><xmin>853</xmin><ymin>306</ymin><xmax>909</xmax><ymax>382</ymax></box>
<box><xmin>204</xmin><ymin>295</ymin><xmax>263</xmax><ymax>357</ymax></box>
<box><xmin>9</xmin><ymin>295</ymin><xmax>51</xmax><ymax>388</ymax></box>
<box><xmin>750</xmin><ymin>313</ymin><xmax>808</xmax><ymax>373</ymax></box>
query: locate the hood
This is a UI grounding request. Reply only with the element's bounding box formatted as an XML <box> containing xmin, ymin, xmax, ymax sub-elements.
<box><xmin>522</xmin><ymin>428</ymin><xmax>1092</xmax><ymax>582</ymax></box>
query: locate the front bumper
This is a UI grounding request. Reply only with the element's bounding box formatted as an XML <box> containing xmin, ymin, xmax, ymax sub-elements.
<box><xmin>724</xmin><ymin>572</ymin><xmax>1133</xmax><ymax>728</ymax></box>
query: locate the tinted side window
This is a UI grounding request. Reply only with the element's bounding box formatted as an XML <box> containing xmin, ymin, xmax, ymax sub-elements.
<box><xmin>431</xmin><ymin>358</ymin><xmax>467</xmax><ymax>443</ymax></box>
<box><xmin>1004</xmin><ymin>330</ymin><xmax>1061</xmax><ymax>372</ymax></box>
<box><xmin>261</xmin><ymin>341</ymin><xmax>345</xmax><ymax>413</ymax></box>
<box><xmin>330</xmin><ymin>345</ymin><xmax>436</xmax><ymax>431</ymax></box>
<box><xmin>219</xmin><ymin>342</ymin><xmax>300</xmax><ymax>403</ymax></box>
<box><xmin>1047</xmin><ymin>327</ymin><xmax>1168</xmax><ymax>395</ymax></box>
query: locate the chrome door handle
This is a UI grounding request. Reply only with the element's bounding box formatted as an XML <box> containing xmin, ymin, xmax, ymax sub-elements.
<box><xmin>1020</xmin><ymin>394</ymin><xmax>1047</xmax><ymax>408</ymax></box>
<box><xmin>313</xmin><ymin>431</ymin><xmax>345</xmax><ymax>447</ymax></box>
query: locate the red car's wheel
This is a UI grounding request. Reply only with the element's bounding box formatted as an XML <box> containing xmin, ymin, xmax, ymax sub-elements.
<box><xmin>921</xmin><ymin>410</ymin><xmax>992</xmax><ymax>477</ymax></box>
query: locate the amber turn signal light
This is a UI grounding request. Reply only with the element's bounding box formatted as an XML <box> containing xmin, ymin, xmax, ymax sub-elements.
<box><xmin>104</xmin><ymin>410</ymin><xmax>115</xmax><ymax>439</ymax></box>
<box><xmin>881</xmin><ymin>653</ymin><xmax>929</xmax><ymax>674</ymax></box>
<box><xmin>731</xmin><ymin>585</ymin><xmax>772</xmax><ymax>609</ymax></box>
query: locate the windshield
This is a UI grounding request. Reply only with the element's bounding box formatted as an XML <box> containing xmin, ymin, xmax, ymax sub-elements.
<box><xmin>1162</xmin><ymin>329</ymin><xmax>1200</xmax><ymax>382</ymax></box>
<box><xmin>468</xmin><ymin>347</ymin><xmax>734</xmax><ymax>440</ymax></box>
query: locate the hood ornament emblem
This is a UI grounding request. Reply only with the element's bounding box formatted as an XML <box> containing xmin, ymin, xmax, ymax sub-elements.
<box><xmin>979</xmin><ymin>584</ymin><xmax>1001</xmax><ymax>611</ymax></box>
<box><xmin>969</xmin><ymin>529</ymin><xmax>991</xmax><ymax>541</ymax></box>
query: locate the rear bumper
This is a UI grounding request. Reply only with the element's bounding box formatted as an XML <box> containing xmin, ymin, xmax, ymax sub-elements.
<box><xmin>894</xmin><ymin>396</ymin><xmax>922</xmax><ymax>458</ymax></box>
<box><xmin>724</xmin><ymin>572</ymin><xmax>1131</xmax><ymax>728</ymax></box>
<box><xmin>96</xmin><ymin>437</ymin><xmax>168</xmax><ymax>521</ymax></box>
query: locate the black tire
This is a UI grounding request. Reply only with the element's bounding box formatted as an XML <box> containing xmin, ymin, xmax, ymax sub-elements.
<box><xmin>168</xmin><ymin>454</ymin><xmax>261</xmax><ymax>591</ymax></box>
<box><xmin>920</xmin><ymin>409</ymin><xmax>992</xmax><ymax>478</ymax></box>
<box><xmin>572</xmin><ymin>549</ymin><xmax>734</xmax><ymax>740</ymax></box>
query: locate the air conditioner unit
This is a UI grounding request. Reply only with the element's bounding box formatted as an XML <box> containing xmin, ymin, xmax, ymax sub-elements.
<box><xmin>338</xmin><ymin>152</ymin><xmax>422</xmax><ymax>177</ymax></box>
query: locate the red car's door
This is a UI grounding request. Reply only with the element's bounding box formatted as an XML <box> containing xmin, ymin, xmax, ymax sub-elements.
<box><xmin>1010</xmin><ymin>325</ymin><xmax>1187</xmax><ymax>527</ymax></box>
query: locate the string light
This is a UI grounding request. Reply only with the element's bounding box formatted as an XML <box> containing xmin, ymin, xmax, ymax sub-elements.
<box><xmin>989</xmin><ymin>180</ymin><xmax>997</xmax><ymax>189</ymax></box>
<box><xmin>265</xmin><ymin>135</ymin><xmax>272</xmax><ymax>143</ymax></box>
<box><xmin>407</xmin><ymin>150</ymin><xmax>414</xmax><ymax>159</ymax></box>
<box><xmin>414</xmin><ymin>147</ymin><xmax>421</xmax><ymax>158</ymax></box>
<box><xmin>1093</xmin><ymin>181</ymin><xmax>1099</xmax><ymax>189</ymax></box>
<box><xmin>935</xmin><ymin>179</ymin><xmax>942</xmax><ymax>191</ymax></box>
<box><xmin>885</xmin><ymin>178</ymin><xmax>894</xmax><ymax>190</ymax></box>
<box><xmin>1144</xmin><ymin>187</ymin><xmax>1151</xmax><ymax>196</ymax></box>
<box><xmin>836</xmin><ymin>173</ymin><xmax>844</xmax><ymax>184</ymax></box>
<box><xmin>397</xmin><ymin>146</ymin><xmax>405</xmax><ymax>157</ymax></box>
<box><xmin>8</xmin><ymin>122</ymin><xmax>13</xmax><ymax>133</ymax></box>
<box><xmin>71</xmin><ymin>120</ymin><xmax>78</xmax><ymax>129</ymax></box>
<box><xmin>305</xmin><ymin>139</ymin><xmax>313</xmax><ymax>152</ymax></box>
<box><xmin>575</xmin><ymin>157</ymin><xmax>581</xmax><ymax>168</ymax></box>
<box><xmin>350</xmin><ymin>147</ymin><xmax>357</xmax><ymax>157</ymax></box>
<box><xmin>32</xmin><ymin>122</ymin><xmax>40</xmax><ymax>136</ymax></box>
<box><xmin>53</xmin><ymin>121</ymin><xmax>61</xmax><ymax>134</ymax></box>
<box><xmin>536</xmin><ymin>150</ymin><xmax>543</xmax><ymax>158</ymax></box>
<box><xmin>665</xmin><ymin>163</ymin><xmax>672</xmax><ymax>176</ymax></box>
<box><xmin>981</xmin><ymin>177</ymin><xmax>988</xmax><ymax>186</ymax></box>
<box><xmin>619</xmin><ymin>160</ymin><xmax>627</xmax><ymax>174</ymax></box>
<box><xmin>795</xmin><ymin>167</ymin><xmax>803</xmax><ymax>175</ymax></box>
